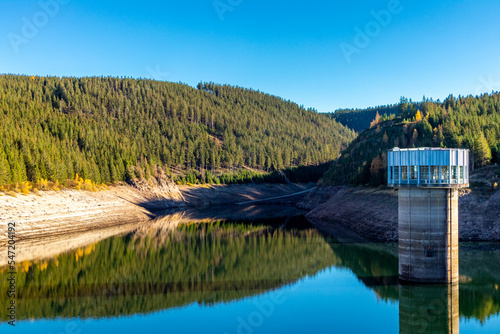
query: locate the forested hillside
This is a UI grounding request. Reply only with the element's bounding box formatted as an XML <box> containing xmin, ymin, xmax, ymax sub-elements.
<box><xmin>329</xmin><ymin>104</ymin><xmax>399</xmax><ymax>132</ymax></box>
<box><xmin>0</xmin><ymin>75</ymin><xmax>355</xmax><ymax>185</ymax></box>
<box><xmin>323</xmin><ymin>94</ymin><xmax>500</xmax><ymax>186</ymax></box>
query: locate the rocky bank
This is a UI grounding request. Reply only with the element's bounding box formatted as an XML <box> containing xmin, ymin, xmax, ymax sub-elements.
<box><xmin>0</xmin><ymin>179</ymin><xmax>311</xmax><ymax>244</ymax></box>
<box><xmin>300</xmin><ymin>185</ymin><xmax>500</xmax><ymax>242</ymax></box>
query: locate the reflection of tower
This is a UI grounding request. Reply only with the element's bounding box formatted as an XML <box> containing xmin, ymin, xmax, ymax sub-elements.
<box><xmin>388</xmin><ymin>148</ymin><xmax>469</xmax><ymax>283</ymax></box>
<box><xmin>399</xmin><ymin>284</ymin><xmax>459</xmax><ymax>334</ymax></box>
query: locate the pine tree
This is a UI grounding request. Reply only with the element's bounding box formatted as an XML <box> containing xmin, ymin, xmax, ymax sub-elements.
<box><xmin>474</xmin><ymin>132</ymin><xmax>492</xmax><ymax>167</ymax></box>
<box><xmin>0</xmin><ymin>148</ymin><xmax>11</xmax><ymax>184</ymax></box>
<box><xmin>411</xmin><ymin>129</ymin><xmax>419</xmax><ymax>144</ymax></box>
<box><xmin>383</xmin><ymin>132</ymin><xmax>389</xmax><ymax>144</ymax></box>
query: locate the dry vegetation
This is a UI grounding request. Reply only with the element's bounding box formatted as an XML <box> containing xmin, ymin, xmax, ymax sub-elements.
<box><xmin>0</xmin><ymin>174</ymin><xmax>108</xmax><ymax>197</ymax></box>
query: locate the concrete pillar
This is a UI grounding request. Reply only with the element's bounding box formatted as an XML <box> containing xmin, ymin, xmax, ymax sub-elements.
<box><xmin>398</xmin><ymin>188</ymin><xmax>459</xmax><ymax>283</ymax></box>
<box><xmin>399</xmin><ymin>283</ymin><xmax>459</xmax><ymax>334</ymax></box>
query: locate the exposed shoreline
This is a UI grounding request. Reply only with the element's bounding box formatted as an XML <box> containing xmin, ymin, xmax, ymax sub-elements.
<box><xmin>300</xmin><ymin>185</ymin><xmax>500</xmax><ymax>242</ymax></box>
<box><xmin>1</xmin><ymin>175</ymin><xmax>498</xmax><ymax>267</ymax></box>
<box><xmin>0</xmin><ymin>182</ymin><xmax>313</xmax><ymax>265</ymax></box>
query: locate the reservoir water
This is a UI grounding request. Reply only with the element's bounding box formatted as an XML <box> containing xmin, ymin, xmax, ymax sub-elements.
<box><xmin>1</xmin><ymin>206</ymin><xmax>500</xmax><ymax>333</ymax></box>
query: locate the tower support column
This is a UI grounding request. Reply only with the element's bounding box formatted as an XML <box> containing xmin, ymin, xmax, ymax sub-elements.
<box><xmin>398</xmin><ymin>188</ymin><xmax>459</xmax><ymax>283</ymax></box>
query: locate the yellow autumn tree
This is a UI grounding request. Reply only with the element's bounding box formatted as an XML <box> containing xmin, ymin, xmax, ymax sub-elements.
<box><xmin>415</xmin><ymin>110</ymin><xmax>422</xmax><ymax>122</ymax></box>
<box><xmin>370</xmin><ymin>112</ymin><xmax>381</xmax><ymax>129</ymax></box>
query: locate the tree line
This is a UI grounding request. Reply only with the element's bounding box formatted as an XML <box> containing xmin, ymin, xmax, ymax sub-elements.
<box><xmin>323</xmin><ymin>93</ymin><xmax>500</xmax><ymax>186</ymax></box>
<box><xmin>329</xmin><ymin>104</ymin><xmax>400</xmax><ymax>132</ymax></box>
<box><xmin>0</xmin><ymin>75</ymin><xmax>355</xmax><ymax>185</ymax></box>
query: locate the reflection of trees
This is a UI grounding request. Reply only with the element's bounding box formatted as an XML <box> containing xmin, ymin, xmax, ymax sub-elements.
<box><xmin>1</xmin><ymin>221</ymin><xmax>499</xmax><ymax>323</ymax></box>
<box><xmin>458</xmin><ymin>244</ymin><xmax>500</xmax><ymax>323</ymax></box>
<box><xmin>325</xmin><ymin>240</ymin><xmax>399</xmax><ymax>302</ymax></box>
<box><xmin>460</xmin><ymin>285</ymin><xmax>500</xmax><ymax>324</ymax></box>
<box><xmin>0</xmin><ymin>223</ymin><xmax>338</xmax><ymax>320</ymax></box>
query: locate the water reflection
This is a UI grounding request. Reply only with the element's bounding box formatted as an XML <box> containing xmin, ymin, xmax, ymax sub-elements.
<box><xmin>0</xmin><ymin>214</ymin><xmax>335</xmax><ymax>320</ymax></box>
<box><xmin>399</xmin><ymin>284</ymin><xmax>459</xmax><ymax>334</ymax></box>
<box><xmin>0</xmin><ymin>210</ymin><xmax>499</xmax><ymax>332</ymax></box>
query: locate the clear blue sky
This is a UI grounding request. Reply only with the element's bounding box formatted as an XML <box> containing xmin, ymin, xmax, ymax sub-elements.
<box><xmin>2</xmin><ymin>0</ymin><xmax>500</xmax><ymax>112</ymax></box>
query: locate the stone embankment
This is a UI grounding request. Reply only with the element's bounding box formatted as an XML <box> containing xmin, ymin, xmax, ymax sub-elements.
<box><xmin>300</xmin><ymin>185</ymin><xmax>500</xmax><ymax>242</ymax></box>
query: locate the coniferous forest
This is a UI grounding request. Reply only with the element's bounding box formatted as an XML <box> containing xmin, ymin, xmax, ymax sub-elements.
<box><xmin>323</xmin><ymin>94</ymin><xmax>500</xmax><ymax>186</ymax></box>
<box><xmin>329</xmin><ymin>104</ymin><xmax>400</xmax><ymax>132</ymax></box>
<box><xmin>0</xmin><ymin>75</ymin><xmax>355</xmax><ymax>185</ymax></box>
<box><xmin>3</xmin><ymin>74</ymin><xmax>499</xmax><ymax>189</ymax></box>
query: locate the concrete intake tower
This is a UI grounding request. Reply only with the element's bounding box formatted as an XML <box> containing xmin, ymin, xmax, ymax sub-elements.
<box><xmin>388</xmin><ymin>148</ymin><xmax>469</xmax><ymax>283</ymax></box>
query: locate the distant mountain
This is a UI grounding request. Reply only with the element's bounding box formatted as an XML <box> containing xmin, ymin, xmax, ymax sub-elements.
<box><xmin>322</xmin><ymin>94</ymin><xmax>500</xmax><ymax>186</ymax></box>
<box><xmin>328</xmin><ymin>104</ymin><xmax>400</xmax><ymax>132</ymax></box>
<box><xmin>0</xmin><ymin>75</ymin><xmax>355</xmax><ymax>185</ymax></box>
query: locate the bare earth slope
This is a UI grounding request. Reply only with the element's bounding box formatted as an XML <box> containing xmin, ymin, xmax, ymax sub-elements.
<box><xmin>300</xmin><ymin>186</ymin><xmax>398</xmax><ymax>242</ymax></box>
<box><xmin>0</xmin><ymin>182</ymin><xmax>310</xmax><ymax>246</ymax></box>
<box><xmin>0</xmin><ymin>182</ymin><xmax>312</xmax><ymax>266</ymax></box>
<box><xmin>302</xmin><ymin>186</ymin><xmax>500</xmax><ymax>242</ymax></box>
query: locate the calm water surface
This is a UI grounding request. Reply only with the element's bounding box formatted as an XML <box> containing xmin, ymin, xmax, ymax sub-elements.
<box><xmin>1</xmin><ymin>206</ymin><xmax>500</xmax><ymax>333</ymax></box>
